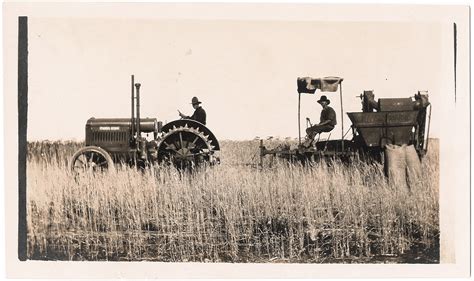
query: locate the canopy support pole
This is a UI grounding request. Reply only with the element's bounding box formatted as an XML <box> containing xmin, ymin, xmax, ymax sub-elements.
<box><xmin>339</xmin><ymin>82</ymin><xmax>344</xmax><ymax>152</ymax></box>
<box><xmin>298</xmin><ymin>92</ymin><xmax>301</xmax><ymax>146</ymax></box>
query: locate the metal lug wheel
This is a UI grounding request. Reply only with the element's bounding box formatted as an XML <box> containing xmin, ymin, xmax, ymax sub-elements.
<box><xmin>157</xmin><ymin>125</ymin><xmax>214</xmax><ymax>169</ymax></box>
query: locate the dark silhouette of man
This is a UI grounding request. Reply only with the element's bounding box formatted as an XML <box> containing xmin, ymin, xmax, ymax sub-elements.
<box><xmin>178</xmin><ymin>96</ymin><xmax>207</xmax><ymax>125</ymax></box>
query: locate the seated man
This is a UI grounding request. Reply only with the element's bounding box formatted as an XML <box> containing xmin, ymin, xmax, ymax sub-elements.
<box><xmin>303</xmin><ymin>95</ymin><xmax>337</xmax><ymax>147</ymax></box>
<box><xmin>178</xmin><ymin>96</ymin><xmax>207</xmax><ymax>125</ymax></box>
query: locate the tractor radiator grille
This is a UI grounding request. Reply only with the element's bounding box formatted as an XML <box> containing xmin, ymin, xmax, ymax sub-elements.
<box><xmin>90</xmin><ymin>131</ymin><xmax>128</xmax><ymax>143</ymax></box>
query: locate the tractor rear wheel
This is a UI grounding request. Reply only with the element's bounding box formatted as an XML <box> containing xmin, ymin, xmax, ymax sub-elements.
<box><xmin>69</xmin><ymin>146</ymin><xmax>114</xmax><ymax>173</ymax></box>
<box><xmin>157</xmin><ymin>124</ymin><xmax>216</xmax><ymax>169</ymax></box>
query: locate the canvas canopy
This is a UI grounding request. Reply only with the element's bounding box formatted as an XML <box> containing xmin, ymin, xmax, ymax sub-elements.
<box><xmin>297</xmin><ymin>77</ymin><xmax>344</xmax><ymax>94</ymax></box>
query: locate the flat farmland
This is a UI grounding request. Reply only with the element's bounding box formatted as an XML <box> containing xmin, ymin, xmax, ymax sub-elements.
<box><xmin>26</xmin><ymin>139</ymin><xmax>439</xmax><ymax>263</ymax></box>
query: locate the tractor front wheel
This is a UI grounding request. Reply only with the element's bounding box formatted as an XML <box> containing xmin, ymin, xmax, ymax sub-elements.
<box><xmin>69</xmin><ymin>146</ymin><xmax>114</xmax><ymax>173</ymax></box>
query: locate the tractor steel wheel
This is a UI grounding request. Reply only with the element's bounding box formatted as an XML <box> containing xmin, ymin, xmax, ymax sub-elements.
<box><xmin>157</xmin><ymin>124</ymin><xmax>214</xmax><ymax>169</ymax></box>
<box><xmin>69</xmin><ymin>146</ymin><xmax>114</xmax><ymax>173</ymax></box>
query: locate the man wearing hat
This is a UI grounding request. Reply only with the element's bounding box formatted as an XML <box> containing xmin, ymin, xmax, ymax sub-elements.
<box><xmin>303</xmin><ymin>95</ymin><xmax>337</xmax><ymax>146</ymax></box>
<box><xmin>178</xmin><ymin>96</ymin><xmax>207</xmax><ymax>125</ymax></box>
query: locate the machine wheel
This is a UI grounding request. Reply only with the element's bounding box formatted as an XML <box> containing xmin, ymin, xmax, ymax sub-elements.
<box><xmin>157</xmin><ymin>124</ymin><xmax>215</xmax><ymax>169</ymax></box>
<box><xmin>69</xmin><ymin>146</ymin><xmax>114</xmax><ymax>173</ymax></box>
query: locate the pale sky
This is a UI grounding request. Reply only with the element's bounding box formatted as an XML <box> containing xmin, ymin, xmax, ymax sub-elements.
<box><xmin>27</xmin><ymin>18</ymin><xmax>447</xmax><ymax>141</ymax></box>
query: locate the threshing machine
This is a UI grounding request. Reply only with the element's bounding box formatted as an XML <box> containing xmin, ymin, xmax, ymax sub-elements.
<box><xmin>69</xmin><ymin>75</ymin><xmax>220</xmax><ymax>172</ymax></box>
<box><xmin>259</xmin><ymin>77</ymin><xmax>431</xmax><ymax>164</ymax></box>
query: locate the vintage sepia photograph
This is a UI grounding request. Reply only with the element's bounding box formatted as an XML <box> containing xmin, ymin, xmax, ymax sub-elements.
<box><xmin>3</xmin><ymin>2</ymin><xmax>470</xmax><ymax>279</ymax></box>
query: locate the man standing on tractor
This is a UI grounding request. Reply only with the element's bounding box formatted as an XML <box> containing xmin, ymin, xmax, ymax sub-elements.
<box><xmin>303</xmin><ymin>95</ymin><xmax>337</xmax><ymax>147</ymax></box>
<box><xmin>178</xmin><ymin>96</ymin><xmax>207</xmax><ymax>125</ymax></box>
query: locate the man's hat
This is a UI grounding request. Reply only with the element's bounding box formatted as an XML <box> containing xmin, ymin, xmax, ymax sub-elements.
<box><xmin>317</xmin><ymin>95</ymin><xmax>330</xmax><ymax>105</ymax></box>
<box><xmin>191</xmin><ymin>96</ymin><xmax>202</xmax><ymax>105</ymax></box>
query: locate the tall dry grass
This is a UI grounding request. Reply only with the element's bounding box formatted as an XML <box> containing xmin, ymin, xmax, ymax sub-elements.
<box><xmin>26</xmin><ymin>140</ymin><xmax>439</xmax><ymax>262</ymax></box>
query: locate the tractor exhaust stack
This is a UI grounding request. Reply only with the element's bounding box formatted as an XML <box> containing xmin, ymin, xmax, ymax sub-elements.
<box><xmin>131</xmin><ymin>75</ymin><xmax>135</xmax><ymax>139</ymax></box>
<box><xmin>135</xmin><ymin>82</ymin><xmax>141</xmax><ymax>137</ymax></box>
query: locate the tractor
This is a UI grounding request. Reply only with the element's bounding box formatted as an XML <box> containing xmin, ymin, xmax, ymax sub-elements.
<box><xmin>69</xmin><ymin>75</ymin><xmax>220</xmax><ymax>172</ymax></box>
<box><xmin>259</xmin><ymin>77</ymin><xmax>431</xmax><ymax>166</ymax></box>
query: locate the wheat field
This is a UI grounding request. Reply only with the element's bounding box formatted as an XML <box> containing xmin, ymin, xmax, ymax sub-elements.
<box><xmin>26</xmin><ymin>139</ymin><xmax>439</xmax><ymax>263</ymax></box>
